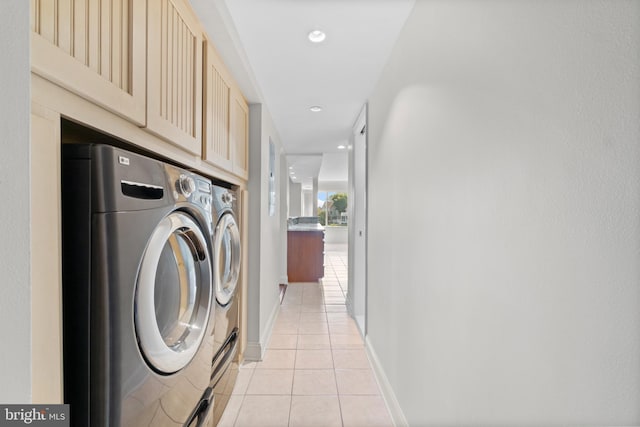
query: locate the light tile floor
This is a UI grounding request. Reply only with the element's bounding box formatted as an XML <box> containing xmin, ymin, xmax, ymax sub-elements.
<box><xmin>218</xmin><ymin>244</ymin><xmax>394</xmax><ymax>427</ymax></box>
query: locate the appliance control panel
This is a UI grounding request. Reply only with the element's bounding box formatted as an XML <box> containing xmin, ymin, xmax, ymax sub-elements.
<box><xmin>168</xmin><ymin>167</ymin><xmax>212</xmax><ymax>212</ymax></box>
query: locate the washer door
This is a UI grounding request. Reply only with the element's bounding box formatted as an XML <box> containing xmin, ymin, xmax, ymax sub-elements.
<box><xmin>135</xmin><ymin>211</ymin><xmax>212</xmax><ymax>374</ymax></box>
<box><xmin>214</xmin><ymin>213</ymin><xmax>241</xmax><ymax>306</ymax></box>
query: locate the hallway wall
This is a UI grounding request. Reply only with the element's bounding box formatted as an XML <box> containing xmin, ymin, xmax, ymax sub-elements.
<box><xmin>288</xmin><ymin>181</ymin><xmax>302</xmax><ymax>217</ymax></box>
<box><xmin>367</xmin><ymin>1</ymin><xmax>640</xmax><ymax>425</ymax></box>
<box><xmin>246</xmin><ymin>104</ymin><xmax>286</xmax><ymax>360</ymax></box>
<box><xmin>0</xmin><ymin>0</ymin><xmax>31</xmax><ymax>402</ymax></box>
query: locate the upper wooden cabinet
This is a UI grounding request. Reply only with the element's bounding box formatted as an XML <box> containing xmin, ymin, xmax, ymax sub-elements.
<box><xmin>203</xmin><ymin>40</ymin><xmax>249</xmax><ymax>180</ymax></box>
<box><xmin>230</xmin><ymin>90</ymin><xmax>249</xmax><ymax>180</ymax></box>
<box><xmin>31</xmin><ymin>0</ymin><xmax>248</xmax><ymax>181</ymax></box>
<box><xmin>146</xmin><ymin>0</ymin><xmax>203</xmax><ymax>156</ymax></box>
<box><xmin>31</xmin><ymin>0</ymin><xmax>146</xmax><ymax>125</ymax></box>
<box><xmin>203</xmin><ymin>40</ymin><xmax>233</xmax><ymax>171</ymax></box>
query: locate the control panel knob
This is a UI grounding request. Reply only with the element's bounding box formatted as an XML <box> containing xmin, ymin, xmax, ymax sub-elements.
<box><xmin>178</xmin><ymin>174</ymin><xmax>196</xmax><ymax>197</ymax></box>
<box><xmin>221</xmin><ymin>192</ymin><xmax>233</xmax><ymax>204</ymax></box>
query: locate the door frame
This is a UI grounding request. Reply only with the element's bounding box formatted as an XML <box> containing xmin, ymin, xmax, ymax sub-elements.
<box><xmin>347</xmin><ymin>104</ymin><xmax>368</xmax><ymax>336</ymax></box>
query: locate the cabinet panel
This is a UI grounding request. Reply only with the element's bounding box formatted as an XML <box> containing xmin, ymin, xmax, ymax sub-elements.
<box><xmin>287</xmin><ymin>230</ymin><xmax>325</xmax><ymax>282</ymax></box>
<box><xmin>203</xmin><ymin>41</ymin><xmax>232</xmax><ymax>171</ymax></box>
<box><xmin>31</xmin><ymin>103</ymin><xmax>63</xmax><ymax>403</ymax></box>
<box><xmin>146</xmin><ymin>0</ymin><xmax>202</xmax><ymax>155</ymax></box>
<box><xmin>230</xmin><ymin>91</ymin><xmax>249</xmax><ymax>179</ymax></box>
<box><xmin>31</xmin><ymin>0</ymin><xmax>145</xmax><ymax>125</ymax></box>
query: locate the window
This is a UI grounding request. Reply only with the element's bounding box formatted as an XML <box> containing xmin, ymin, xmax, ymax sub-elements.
<box><xmin>318</xmin><ymin>192</ymin><xmax>348</xmax><ymax>226</ymax></box>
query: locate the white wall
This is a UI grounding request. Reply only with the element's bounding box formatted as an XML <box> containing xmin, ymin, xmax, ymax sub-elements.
<box><xmin>288</xmin><ymin>181</ymin><xmax>302</xmax><ymax>217</ymax></box>
<box><xmin>318</xmin><ymin>180</ymin><xmax>347</xmax><ymax>193</ymax></box>
<box><xmin>318</xmin><ymin>152</ymin><xmax>348</xmax><ymax>185</ymax></box>
<box><xmin>312</xmin><ymin>178</ymin><xmax>318</xmax><ymax>219</ymax></box>
<box><xmin>324</xmin><ymin>227</ymin><xmax>348</xmax><ymax>245</ymax></box>
<box><xmin>246</xmin><ymin>104</ymin><xmax>285</xmax><ymax>359</ymax></box>
<box><xmin>368</xmin><ymin>1</ymin><xmax>640</xmax><ymax>425</ymax></box>
<box><xmin>279</xmin><ymin>151</ymin><xmax>289</xmax><ymax>284</ymax></box>
<box><xmin>302</xmin><ymin>189</ymin><xmax>314</xmax><ymax>217</ymax></box>
<box><xmin>0</xmin><ymin>0</ymin><xmax>32</xmax><ymax>402</ymax></box>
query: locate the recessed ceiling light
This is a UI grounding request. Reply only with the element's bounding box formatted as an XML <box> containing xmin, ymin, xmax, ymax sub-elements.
<box><xmin>337</xmin><ymin>145</ymin><xmax>346</xmax><ymax>149</ymax></box>
<box><xmin>308</xmin><ymin>30</ymin><xmax>326</xmax><ymax>43</ymax></box>
<box><xmin>309</xmin><ymin>106</ymin><xmax>323</xmax><ymax>112</ymax></box>
<box><xmin>289</xmin><ymin>166</ymin><xmax>293</xmax><ymax>169</ymax></box>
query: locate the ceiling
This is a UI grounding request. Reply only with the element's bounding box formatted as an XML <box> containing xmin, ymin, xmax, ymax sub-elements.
<box><xmin>191</xmin><ymin>0</ymin><xmax>414</xmax><ymax>184</ymax></box>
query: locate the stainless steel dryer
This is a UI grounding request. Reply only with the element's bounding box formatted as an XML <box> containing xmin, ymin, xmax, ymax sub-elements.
<box><xmin>209</xmin><ymin>184</ymin><xmax>242</xmax><ymax>425</ymax></box>
<box><xmin>62</xmin><ymin>144</ymin><xmax>216</xmax><ymax>426</ymax></box>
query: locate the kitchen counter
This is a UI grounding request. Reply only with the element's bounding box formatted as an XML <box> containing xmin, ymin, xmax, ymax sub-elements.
<box><xmin>287</xmin><ymin>224</ymin><xmax>325</xmax><ymax>231</ymax></box>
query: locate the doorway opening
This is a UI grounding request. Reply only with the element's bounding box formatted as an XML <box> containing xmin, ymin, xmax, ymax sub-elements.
<box><xmin>318</xmin><ymin>191</ymin><xmax>349</xmax><ymax>303</ymax></box>
<box><xmin>282</xmin><ymin>105</ymin><xmax>367</xmax><ymax>338</ymax></box>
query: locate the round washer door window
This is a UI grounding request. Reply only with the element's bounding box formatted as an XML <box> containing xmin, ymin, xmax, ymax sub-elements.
<box><xmin>135</xmin><ymin>211</ymin><xmax>212</xmax><ymax>374</ymax></box>
<box><xmin>214</xmin><ymin>213</ymin><xmax>241</xmax><ymax>306</ymax></box>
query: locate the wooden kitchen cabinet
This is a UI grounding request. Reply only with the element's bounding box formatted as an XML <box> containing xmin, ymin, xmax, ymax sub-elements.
<box><xmin>203</xmin><ymin>40</ymin><xmax>250</xmax><ymax>179</ymax></box>
<box><xmin>31</xmin><ymin>0</ymin><xmax>147</xmax><ymax>125</ymax></box>
<box><xmin>146</xmin><ymin>0</ymin><xmax>203</xmax><ymax>155</ymax></box>
<box><xmin>287</xmin><ymin>230</ymin><xmax>325</xmax><ymax>282</ymax></box>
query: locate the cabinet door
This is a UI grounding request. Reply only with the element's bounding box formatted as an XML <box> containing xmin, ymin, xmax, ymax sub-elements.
<box><xmin>203</xmin><ymin>41</ymin><xmax>232</xmax><ymax>171</ymax></box>
<box><xmin>230</xmin><ymin>90</ymin><xmax>249</xmax><ymax>180</ymax></box>
<box><xmin>146</xmin><ymin>0</ymin><xmax>202</xmax><ymax>155</ymax></box>
<box><xmin>31</xmin><ymin>0</ymin><xmax>146</xmax><ymax>125</ymax></box>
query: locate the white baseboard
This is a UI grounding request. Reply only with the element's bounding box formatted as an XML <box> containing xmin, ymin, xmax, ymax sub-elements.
<box><xmin>261</xmin><ymin>298</ymin><xmax>280</xmax><ymax>351</ymax></box>
<box><xmin>245</xmin><ymin>297</ymin><xmax>280</xmax><ymax>361</ymax></box>
<box><xmin>345</xmin><ymin>293</ymin><xmax>353</xmax><ymax>316</ymax></box>
<box><xmin>244</xmin><ymin>341</ymin><xmax>263</xmax><ymax>361</ymax></box>
<box><xmin>365</xmin><ymin>336</ymin><xmax>409</xmax><ymax>427</ymax></box>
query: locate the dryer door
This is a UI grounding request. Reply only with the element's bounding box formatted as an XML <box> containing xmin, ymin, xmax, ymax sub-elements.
<box><xmin>135</xmin><ymin>211</ymin><xmax>212</xmax><ymax>374</ymax></box>
<box><xmin>213</xmin><ymin>213</ymin><xmax>241</xmax><ymax>306</ymax></box>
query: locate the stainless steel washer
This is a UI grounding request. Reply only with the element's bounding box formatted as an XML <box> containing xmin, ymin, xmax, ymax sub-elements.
<box><xmin>62</xmin><ymin>144</ymin><xmax>216</xmax><ymax>426</ymax></box>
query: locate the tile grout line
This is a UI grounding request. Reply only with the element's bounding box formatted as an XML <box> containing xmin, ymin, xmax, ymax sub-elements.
<box><xmin>230</xmin><ymin>363</ymin><xmax>255</xmax><ymax>427</ymax></box>
<box><xmin>287</xmin><ymin>332</ymin><xmax>299</xmax><ymax>427</ymax></box>
<box><xmin>328</xmin><ymin>283</ymin><xmax>347</xmax><ymax>427</ymax></box>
